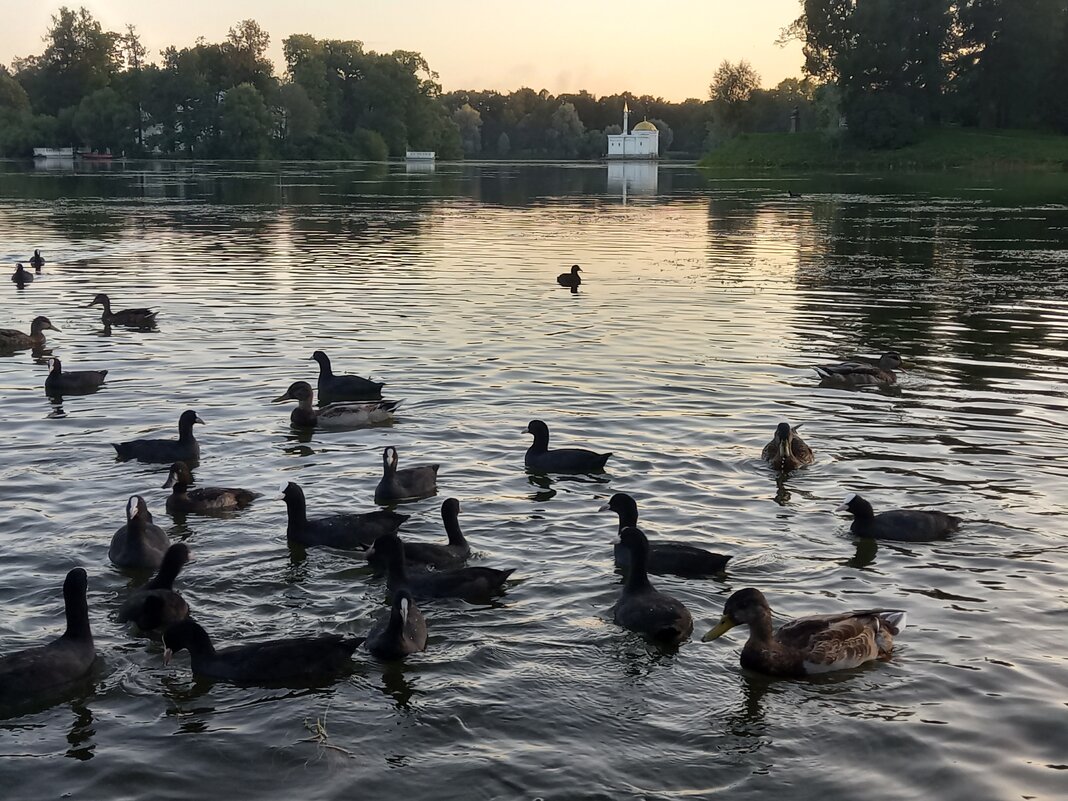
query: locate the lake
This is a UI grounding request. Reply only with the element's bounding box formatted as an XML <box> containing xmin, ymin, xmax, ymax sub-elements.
<box><xmin>1</xmin><ymin>160</ymin><xmax>1067</xmax><ymax>800</ymax></box>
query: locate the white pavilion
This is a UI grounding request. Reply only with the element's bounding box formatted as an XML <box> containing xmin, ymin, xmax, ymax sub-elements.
<box><xmin>606</xmin><ymin>102</ymin><xmax>659</xmax><ymax>159</ymax></box>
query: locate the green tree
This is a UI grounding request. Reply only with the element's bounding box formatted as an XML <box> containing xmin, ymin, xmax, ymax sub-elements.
<box><xmin>0</xmin><ymin>69</ymin><xmax>31</xmax><ymax>111</ymax></box>
<box><xmin>217</xmin><ymin>82</ymin><xmax>270</xmax><ymax>158</ymax></box>
<box><xmin>279</xmin><ymin>81</ymin><xmax>318</xmax><ymax>151</ymax></box>
<box><xmin>548</xmin><ymin>101</ymin><xmax>585</xmax><ymax>157</ymax></box>
<box><xmin>453</xmin><ymin>102</ymin><xmax>482</xmax><ymax>154</ymax></box>
<box><xmin>649</xmin><ymin>118</ymin><xmax>674</xmax><ymax>150</ymax></box>
<box><xmin>17</xmin><ymin>6</ymin><xmax>121</xmax><ymax>115</ymax></box>
<box><xmin>496</xmin><ymin>130</ymin><xmax>510</xmax><ymax>155</ymax></box>
<box><xmin>74</xmin><ymin>86</ymin><xmax>134</xmax><ymax>152</ymax></box>
<box><xmin>708</xmin><ymin>60</ymin><xmax>760</xmax><ymax>141</ymax></box>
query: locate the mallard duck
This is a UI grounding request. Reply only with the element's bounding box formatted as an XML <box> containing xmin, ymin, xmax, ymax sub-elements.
<box><xmin>281</xmin><ymin>481</ymin><xmax>407</xmax><ymax>549</ymax></box>
<box><xmin>117</xmin><ymin>543</ymin><xmax>191</xmax><ymax>631</ymax></box>
<box><xmin>761</xmin><ymin>422</ymin><xmax>814</xmax><ymax>471</ymax></box>
<box><xmin>44</xmin><ymin>356</ymin><xmax>107</xmax><ymax>396</ymax></box>
<box><xmin>836</xmin><ymin>493</ymin><xmax>960</xmax><ymax>541</ymax></box>
<box><xmin>12</xmin><ymin>264</ymin><xmax>33</xmax><ymax>284</ymax></box>
<box><xmin>88</xmin><ymin>293</ymin><xmax>157</xmax><ymax>327</ymax></box>
<box><xmin>557</xmin><ymin>264</ymin><xmax>582</xmax><ymax>287</ymax></box>
<box><xmin>309</xmin><ymin>350</ymin><xmax>384</xmax><ymax>403</ymax></box>
<box><xmin>272</xmin><ymin>380</ymin><xmax>401</xmax><ymax>428</ymax></box>
<box><xmin>29</xmin><ymin>250</ymin><xmax>45</xmax><ymax>271</ymax></box>
<box><xmin>163</xmin><ymin>461</ymin><xmax>259</xmax><ymax>515</ymax></box>
<box><xmin>374</xmin><ymin>446</ymin><xmax>439</xmax><ymax>504</ymax></box>
<box><xmin>162</xmin><ymin>619</ymin><xmax>361</xmax><ymax>686</ymax></box>
<box><xmin>524</xmin><ymin>420</ymin><xmax>611</xmax><ymax>473</ymax></box>
<box><xmin>813</xmin><ymin>352</ymin><xmax>903</xmax><ymax>386</ymax></box>
<box><xmin>367</xmin><ymin>497</ymin><xmax>470</xmax><ymax>572</ymax></box>
<box><xmin>113</xmin><ymin>409</ymin><xmax>203</xmax><ymax>463</ymax></box>
<box><xmin>0</xmin><ymin>568</ymin><xmax>95</xmax><ymax>711</ymax></box>
<box><xmin>702</xmin><ymin>588</ymin><xmax>907</xmax><ymax>677</ymax></box>
<box><xmin>365</xmin><ymin>590</ymin><xmax>428</xmax><ymax>660</ymax></box>
<box><xmin>371</xmin><ymin>532</ymin><xmax>514</xmax><ymax>603</ymax></box>
<box><xmin>600</xmin><ymin>493</ymin><xmax>731</xmax><ymax>578</ymax></box>
<box><xmin>109</xmin><ymin>496</ymin><xmax>170</xmax><ymax>569</ymax></box>
<box><xmin>612</xmin><ymin>527</ymin><xmax>693</xmax><ymax>646</ymax></box>
<box><xmin>0</xmin><ymin>316</ymin><xmax>58</xmax><ymax>350</ymax></box>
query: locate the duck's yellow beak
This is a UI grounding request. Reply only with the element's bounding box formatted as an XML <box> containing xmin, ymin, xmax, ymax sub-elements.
<box><xmin>271</xmin><ymin>391</ymin><xmax>292</xmax><ymax>403</ymax></box>
<box><xmin>702</xmin><ymin>614</ymin><xmax>737</xmax><ymax>641</ymax></box>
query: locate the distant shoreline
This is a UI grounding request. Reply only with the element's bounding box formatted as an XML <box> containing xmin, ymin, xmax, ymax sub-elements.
<box><xmin>700</xmin><ymin>130</ymin><xmax>1068</xmax><ymax>172</ymax></box>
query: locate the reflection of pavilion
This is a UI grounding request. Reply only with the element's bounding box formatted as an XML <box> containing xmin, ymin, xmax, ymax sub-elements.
<box><xmin>607</xmin><ymin>161</ymin><xmax>658</xmax><ymax>203</ymax></box>
<box><xmin>405</xmin><ymin>160</ymin><xmax>435</xmax><ymax>174</ymax></box>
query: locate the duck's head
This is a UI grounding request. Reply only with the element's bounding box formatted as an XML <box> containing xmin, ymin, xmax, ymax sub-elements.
<box><xmin>393</xmin><ymin>588</ymin><xmax>415</xmax><ymax>623</ymax></box>
<box><xmin>878</xmin><ymin>352</ymin><xmax>904</xmax><ymax>371</ymax></box>
<box><xmin>31</xmin><ymin>316</ymin><xmax>59</xmax><ymax>333</ymax></box>
<box><xmin>272</xmin><ymin>381</ymin><xmax>313</xmax><ymax>404</ymax></box>
<box><xmin>46</xmin><ymin>356</ymin><xmax>63</xmax><ymax>374</ymax></box>
<box><xmin>835</xmin><ymin>493</ymin><xmax>874</xmax><ymax>519</ymax></box>
<box><xmin>309</xmin><ymin>350</ymin><xmax>330</xmax><ymax>365</ymax></box>
<box><xmin>161</xmin><ymin>542</ymin><xmax>191</xmax><ymax>571</ymax></box>
<box><xmin>524</xmin><ymin>420</ymin><xmax>549</xmax><ymax>439</ymax></box>
<box><xmin>87</xmin><ymin>293</ymin><xmax>109</xmax><ymax>308</ymax></box>
<box><xmin>382</xmin><ymin>446</ymin><xmax>399</xmax><ymax>470</ymax></box>
<box><xmin>162</xmin><ymin>618</ymin><xmax>212</xmax><ymax>663</ymax></box>
<box><xmin>279</xmin><ymin>481</ymin><xmax>303</xmax><ymax>504</ymax></box>
<box><xmin>162</xmin><ymin>461</ymin><xmax>194</xmax><ymax>489</ymax></box>
<box><xmin>178</xmin><ymin>410</ymin><xmax>205</xmax><ymax>428</ymax></box>
<box><xmin>571</xmin><ymin>264</ymin><xmax>582</xmax><ymax>274</ymax></box>
<box><xmin>599</xmin><ymin>492</ymin><xmax>638</xmax><ymax>522</ymax></box>
<box><xmin>702</xmin><ymin>588</ymin><xmax>771</xmax><ymax>641</ymax></box>
<box><xmin>126</xmin><ymin>494</ymin><xmax>149</xmax><ymax>523</ymax></box>
<box><xmin>441</xmin><ymin>497</ymin><xmax>460</xmax><ymax>518</ymax></box>
<box><xmin>772</xmin><ymin>422</ymin><xmax>799</xmax><ymax>457</ymax></box>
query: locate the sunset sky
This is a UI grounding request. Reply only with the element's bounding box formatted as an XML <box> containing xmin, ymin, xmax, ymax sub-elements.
<box><xmin>0</xmin><ymin>0</ymin><xmax>805</xmax><ymax>101</ymax></box>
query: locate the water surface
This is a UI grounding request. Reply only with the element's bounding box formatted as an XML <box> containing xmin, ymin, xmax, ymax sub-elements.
<box><xmin>1</xmin><ymin>161</ymin><xmax>1067</xmax><ymax>800</ymax></box>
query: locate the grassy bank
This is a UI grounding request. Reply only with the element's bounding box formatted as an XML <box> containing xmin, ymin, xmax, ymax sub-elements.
<box><xmin>699</xmin><ymin>129</ymin><xmax>1068</xmax><ymax>171</ymax></box>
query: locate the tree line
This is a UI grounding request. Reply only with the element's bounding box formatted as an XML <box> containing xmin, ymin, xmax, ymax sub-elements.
<box><xmin>0</xmin><ymin>3</ymin><xmax>1064</xmax><ymax>160</ymax></box>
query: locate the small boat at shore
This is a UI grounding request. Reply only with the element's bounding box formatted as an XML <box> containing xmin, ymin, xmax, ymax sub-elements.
<box><xmin>33</xmin><ymin>147</ymin><xmax>74</xmax><ymax>160</ymax></box>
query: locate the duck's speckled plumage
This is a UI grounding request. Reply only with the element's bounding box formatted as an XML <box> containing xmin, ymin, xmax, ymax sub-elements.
<box><xmin>761</xmin><ymin>422</ymin><xmax>815</xmax><ymax>471</ymax></box>
<box><xmin>814</xmin><ymin>352</ymin><xmax>903</xmax><ymax>386</ymax></box>
<box><xmin>162</xmin><ymin>461</ymin><xmax>258</xmax><ymax>515</ymax></box>
<box><xmin>272</xmin><ymin>380</ymin><xmax>400</xmax><ymax>428</ymax></box>
<box><xmin>89</xmin><ymin>293</ymin><xmax>158</xmax><ymax>327</ymax></box>
<box><xmin>702</xmin><ymin>588</ymin><xmax>907</xmax><ymax>677</ymax></box>
<box><xmin>0</xmin><ymin>316</ymin><xmax>57</xmax><ymax>351</ymax></box>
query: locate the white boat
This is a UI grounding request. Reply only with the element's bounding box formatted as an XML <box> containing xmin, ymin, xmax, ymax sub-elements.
<box><xmin>405</xmin><ymin>150</ymin><xmax>435</xmax><ymax>161</ymax></box>
<box><xmin>33</xmin><ymin>147</ymin><xmax>75</xmax><ymax>160</ymax></box>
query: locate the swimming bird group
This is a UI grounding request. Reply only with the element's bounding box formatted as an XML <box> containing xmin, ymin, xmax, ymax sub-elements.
<box><xmin>1</xmin><ymin>256</ymin><xmax>964</xmax><ymax>716</ymax></box>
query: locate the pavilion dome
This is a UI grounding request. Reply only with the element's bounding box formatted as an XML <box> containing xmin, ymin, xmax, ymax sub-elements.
<box><xmin>632</xmin><ymin>120</ymin><xmax>658</xmax><ymax>132</ymax></box>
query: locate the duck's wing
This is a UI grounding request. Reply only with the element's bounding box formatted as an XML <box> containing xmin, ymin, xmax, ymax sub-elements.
<box><xmin>814</xmin><ymin>360</ymin><xmax>884</xmax><ymax>378</ymax></box>
<box><xmin>777</xmin><ymin>611</ymin><xmax>903</xmax><ymax>672</ymax></box>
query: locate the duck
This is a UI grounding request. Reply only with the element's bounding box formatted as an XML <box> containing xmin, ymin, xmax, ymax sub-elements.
<box><xmin>365</xmin><ymin>590</ymin><xmax>428</xmax><ymax>660</ymax></box>
<box><xmin>44</xmin><ymin>356</ymin><xmax>107</xmax><ymax>396</ymax></box>
<box><xmin>557</xmin><ymin>264</ymin><xmax>582</xmax><ymax>287</ymax></box>
<box><xmin>12</xmin><ymin>264</ymin><xmax>33</xmax><ymax>284</ymax></box>
<box><xmin>813</xmin><ymin>352</ymin><xmax>903</xmax><ymax>386</ymax></box>
<box><xmin>0</xmin><ymin>568</ymin><xmax>95</xmax><ymax>711</ymax></box>
<box><xmin>600</xmin><ymin>493</ymin><xmax>731</xmax><ymax>578</ymax></box>
<box><xmin>88</xmin><ymin>293</ymin><xmax>158</xmax><ymax>327</ymax></box>
<box><xmin>367</xmin><ymin>497</ymin><xmax>470</xmax><ymax>572</ymax></box>
<box><xmin>117</xmin><ymin>543</ymin><xmax>191</xmax><ymax>631</ymax></box>
<box><xmin>109</xmin><ymin>495</ymin><xmax>171</xmax><ymax>570</ymax></box>
<box><xmin>163</xmin><ymin>461</ymin><xmax>259</xmax><ymax>515</ymax></box>
<box><xmin>524</xmin><ymin>420</ymin><xmax>611</xmax><ymax>473</ymax></box>
<box><xmin>788</xmin><ymin>190</ymin><xmax>803</xmax><ymax>199</ymax></box>
<box><xmin>0</xmin><ymin>316</ymin><xmax>58</xmax><ymax>351</ymax></box>
<box><xmin>309</xmin><ymin>350</ymin><xmax>384</xmax><ymax>403</ymax></box>
<box><xmin>371</xmin><ymin>532</ymin><xmax>514</xmax><ymax>603</ymax></box>
<box><xmin>702</xmin><ymin>587</ymin><xmax>907</xmax><ymax>677</ymax></box>
<box><xmin>374</xmin><ymin>446</ymin><xmax>439</xmax><ymax>504</ymax></box>
<box><xmin>836</xmin><ymin>493</ymin><xmax>961</xmax><ymax>541</ymax></box>
<box><xmin>113</xmin><ymin>409</ymin><xmax>203</xmax><ymax>463</ymax></box>
<box><xmin>612</xmin><ymin>527</ymin><xmax>693</xmax><ymax>646</ymax></box>
<box><xmin>162</xmin><ymin>619</ymin><xmax>362</xmax><ymax>686</ymax></box>
<box><xmin>272</xmin><ymin>380</ymin><xmax>401</xmax><ymax>429</ymax></box>
<box><xmin>281</xmin><ymin>481</ymin><xmax>407</xmax><ymax>550</ymax></box>
<box><xmin>29</xmin><ymin>249</ymin><xmax>45</xmax><ymax>271</ymax></box>
<box><xmin>761</xmin><ymin>422</ymin><xmax>814</xmax><ymax>471</ymax></box>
